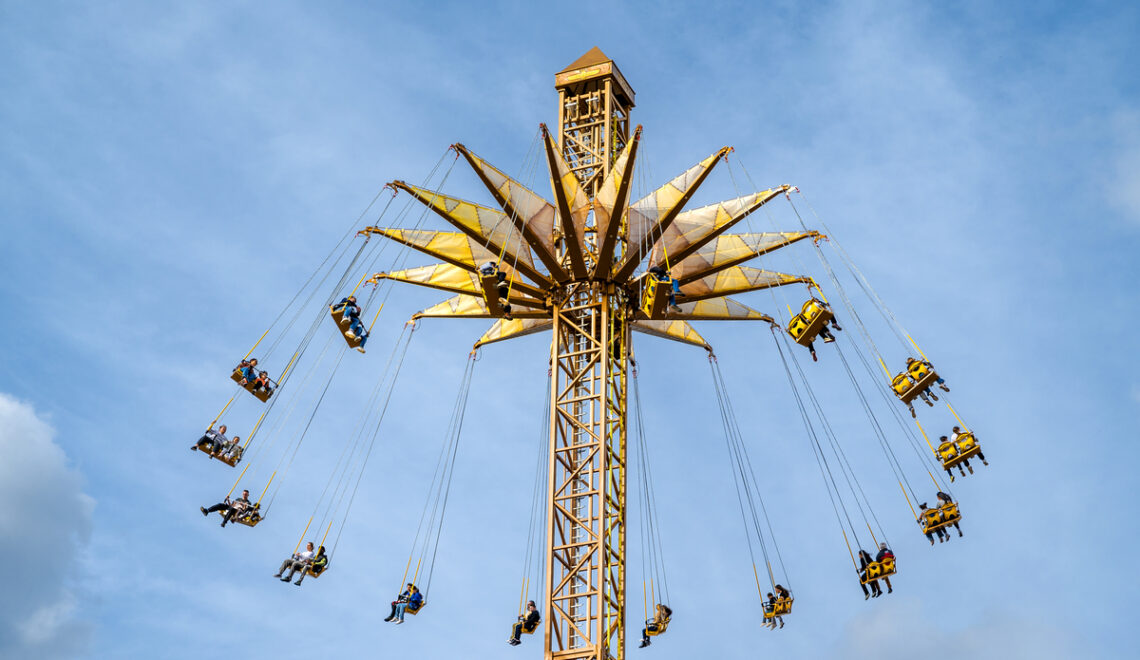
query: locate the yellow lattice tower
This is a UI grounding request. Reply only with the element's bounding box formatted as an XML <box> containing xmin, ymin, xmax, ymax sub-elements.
<box><xmin>365</xmin><ymin>48</ymin><xmax>818</xmax><ymax>660</ymax></box>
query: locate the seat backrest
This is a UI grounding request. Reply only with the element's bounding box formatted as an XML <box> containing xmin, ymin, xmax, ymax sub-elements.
<box><xmin>787</xmin><ymin>315</ymin><xmax>808</xmax><ymax>338</ymax></box>
<box><xmin>866</xmin><ymin>561</ymin><xmax>883</xmax><ymax>579</ymax></box>
<box><xmin>937</xmin><ymin>442</ymin><xmax>958</xmax><ymax>460</ymax></box>
<box><xmin>891</xmin><ymin>374</ymin><xmax>914</xmax><ymax>394</ymax></box>
<box><xmin>908</xmin><ymin>361</ymin><xmax>931</xmax><ymax>379</ymax></box>
<box><xmin>956</xmin><ymin>433</ymin><xmax>977</xmax><ymax>451</ymax></box>
<box><xmin>880</xmin><ymin>556</ymin><xmax>896</xmax><ymax>574</ymax></box>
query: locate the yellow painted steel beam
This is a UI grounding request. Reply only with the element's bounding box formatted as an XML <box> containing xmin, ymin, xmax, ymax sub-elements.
<box><xmin>541</xmin><ymin>125</ymin><xmax>591</xmax><ymax>278</ymax></box>
<box><xmin>593</xmin><ymin>126</ymin><xmax>641</xmax><ymax>279</ymax></box>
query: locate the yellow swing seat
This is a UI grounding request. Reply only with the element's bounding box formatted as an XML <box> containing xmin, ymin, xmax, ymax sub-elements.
<box><xmin>763</xmin><ymin>597</ymin><xmax>794</xmax><ymax>619</ymax></box>
<box><xmin>939</xmin><ymin>433</ymin><xmax>981</xmax><ymax>469</ymax></box>
<box><xmin>405</xmin><ymin>601</ymin><xmax>426</xmax><ymax>616</ymax></box>
<box><xmin>232</xmin><ymin>506</ymin><xmax>262</xmax><ymax>528</ymax></box>
<box><xmin>229</xmin><ymin>369</ymin><xmax>276</xmax><ymax>402</ymax></box>
<box><xmin>517</xmin><ymin>620</ymin><xmax>539</xmax><ymax>636</ymax></box>
<box><xmin>639</xmin><ymin>274</ymin><xmax>671</xmax><ymax>320</ymax></box>
<box><xmin>787</xmin><ymin>299</ymin><xmax>834</xmax><ymax>347</ymax></box>
<box><xmin>860</xmin><ymin>557</ymin><xmax>897</xmax><ymax>585</ymax></box>
<box><xmin>892</xmin><ymin>367</ymin><xmax>939</xmax><ymax>404</ymax></box>
<box><xmin>305</xmin><ymin>564</ymin><xmax>328</xmax><ymax>579</ymax></box>
<box><xmin>479</xmin><ymin>272</ymin><xmax>508</xmax><ymax>316</ymax></box>
<box><xmin>907</xmin><ymin>361</ymin><xmax>941</xmax><ymax>393</ymax></box>
<box><xmin>921</xmin><ymin>502</ymin><xmax>961</xmax><ymax>534</ymax></box>
<box><xmin>196</xmin><ymin>442</ymin><xmax>242</xmax><ymax>467</ymax></box>
<box><xmin>645</xmin><ymin>616</ymin><xmax>671</xmax><ymax>637</ymax></box>
<box><xmin>329</xmin><ymin>306</ymin><xmax>365</xmax><ymax>349</ymax></box>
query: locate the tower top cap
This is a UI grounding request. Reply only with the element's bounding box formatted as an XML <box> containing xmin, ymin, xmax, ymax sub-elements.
<box><xmin>555</xmin><ymin>47</ymin><xmax>635</xmax><ymax>106</ymax></box>
<box><xmin>558</xmin><ymin>46</ymin><xmax>613</xmax><ymax>73</ymax></box>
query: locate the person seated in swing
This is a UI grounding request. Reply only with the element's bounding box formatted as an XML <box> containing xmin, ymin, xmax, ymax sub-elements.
<box><xmin>763</xmin><ymin>593</ymin><xmax>782</xmax><ymax>629</ymax></box>
<box><xmin>648</xmin><ymin>266</ymin><xmax>682</xmax><ymax>313</ymax></box>
<box><xmin>858</xmin><ymin>549</ymin><xmax>881</xmax><ymax>599</ymax></box>
<box><xmin>241</xmin><ymin>358</ymin><xmax>260</xmax><ymax>384</ymax></box>
<box><xmin>192</xmin><ymin>425</ymin><xmax>228</xmax><ymax>453</ymax></box>
<box><xmin>275</xmin><ymin>541</ymin><xmax>315</xmax><ymax>584</ymax></box>
<box><xmin>874</xmin><ymin>543</ymin><xmax>894</xmax><ymax>594</ymax></box>
<box><xmin>812</xmin><ymin>299</ymin><xmax>841</xmax><ymax>344</ymax></box>
<box><xmin>638</xmin><ymin>603</ymin><xmax>672</xmax><ymax>648</ymax></box>
<box><xmin>200</xmin><ymin>489</ymin><xmax>250</xmax><ymax>527</ymax></box>
<box><xmin>332</xmin><ymin>295</ymin><xmax>359</xmax><ymax>319</ymax></box>
<box><xmin>508</xmin><ymin>600</ymin><xmax>540</xmax><ymax>646</ymax></box>
<box><xmin>384</xmin><ymin>583</ymin><xmax>422</xmax><ymax>624</ymax></box>
<box><xmin>906</xmin><ymin>357</ymin><xmax>949</xmax><ymax>393</ymax></box>
<box><xmin>235</xmin><ymin>501</ymin><xmax>261</xmax><ymax>525</ymax></box>
<box><xmin>938</xmin><ymin>435</ymin><xmax>965</xmax><ymax>481</ymax></box>
<box><xmin>951</xmin><ymin>426</ymin><xmax>988</xmax><ymax>469</ymax></box>
<box><xmin>219</xmin><ymin>435</ymin><xmax>242</xmax><ymax>463</ymax></box>
<box><xmin>251</xmin><ymin>370</ymin><xmax>274</xmax><ymax>396</ymax></box>
<box><xmin>235</xmin><ymin>359</ymin><xmax>251</xmax><ymax>380</ymax></box>
<box><xmin>333</xmin><ymin>295</ymin><xmax>368</xmax><ymax>353</ymax></box>
<box><xmin>936</xmin><ymin>491</ymin><xmax>963</xmax><ymax>537</ymax></box>
<box><xmin>300</xmin><ymin>546</ymin><xmax>328</xmax><ymax>584</ymax></box>
<box><xmin>918</xmin><ymin>502</ymin><xmax>949</xmax><ymax>544</ymax></box>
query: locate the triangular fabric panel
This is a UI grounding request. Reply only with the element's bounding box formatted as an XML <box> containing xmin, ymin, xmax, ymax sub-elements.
<box><xmin>413</xmin><ymin>295</ymin><xmax>549</xmax><ymax>320</ymax></box>
<box><xmin>647</xmin><ymin>189</ymin><xmax>783</xmax><ymax>269</ymax></box>
<box><xmin>380</xmin><ymin>264</ymin><xmax>482</xmax><ymax>297</ymax></box>
<box><xmin>546</xmin><ymin>137</ymin><xmax>592</xmax><ymax>258</ymax></box>
<box><xmin>625</xmin><ymin>152</ymin><xmax>722</xmax><ymax>255</ymax></box>
<box><xmin>679</xmin><ymin>266</ymin><xmax>810</xmax><ymax>302</ymax></box>
<box><xmin>395</xmin><ymin>183</ymin><xmax>544</xmax><ymax>283</ymax></box>
<box><xmin>631</xmin><ymin>320</ymin><xmax>712</xmax><ymax>351</ymax></box>
<box><xmin>673</xmin><ymin>232</ymin><xmax>814</xmax><ymax>283</ymax></box>
<box><xmin>665</xmin><ymin>296</ymin><xmax>774</xmax><ymax>322</ymax></box>
<box><xmin>474</xmin><ymin>318</ymin><xmax>554</xmax><ymax>348</ymax></box>
<box><xmin>460</xmin><ymin>149</ymin><xmax>560</xmax><ymax>264</ymax></box>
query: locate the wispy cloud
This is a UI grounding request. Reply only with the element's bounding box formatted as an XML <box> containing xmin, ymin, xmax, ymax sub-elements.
<box><xmin>0</xmin><ymin>394</ymin><xmax>94</xmax><ymax>659</ymax></box>
<box><xmin>1108</xmin><ymin>110</ymin><xmax>1140</xmax><ymax>226</ymax></box>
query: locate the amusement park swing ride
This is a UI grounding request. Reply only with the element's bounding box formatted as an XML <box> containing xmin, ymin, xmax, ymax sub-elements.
<box><xmin>189</xmin><ymin>48</ymin><xmax>990</xmax><ymax>660</ymax></box>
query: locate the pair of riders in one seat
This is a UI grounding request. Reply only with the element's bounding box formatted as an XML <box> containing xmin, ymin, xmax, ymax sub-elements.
<box><xmin>333</xmin><ymin>295</ymin><xmax>368</xmax><ymax>353</ymax></box>
<box><xmin>383</xmin><ymin>583</ymin><xmax>423</xmax><ymax>624</ymax></box>
<box><xmin>937</xmin><ymin>426</ymin><xmax>990</xmax><ymax>481</ymax></box>
<box><xmin>762</xmin><ymin>585</ymin><xmax>791</xmax><ymax>629</ymax></box>
<box><xmin>273</xmin><ymin>541</ymin><xmax>328</xmax><ymax>585</ymax></box>
<box><xmin>191</xmin><ymin>425</ymin><xmax>243</xmax><ymax>463</ymax></box>
<box><xmin>858</xmin><ymin>543</ymin><xmax>895</xmax><ymax>599</ymax></box>
<box><xmin>918</xmin><ymin>492</ymin><xmax>962</xmax><ymax>544</ymax></box>
<box><xmin>479</xmin><ymin>262</ymin><xmax>515</xmax><ymax>319</ymax></box>
<box><xmin>235</xmin><ymin>358</ymin><xmax>274</xmax><ymax>395</ymax></box>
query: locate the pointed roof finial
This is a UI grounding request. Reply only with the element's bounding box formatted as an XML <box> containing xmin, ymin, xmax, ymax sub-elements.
<box><xmin>559</xmin><ymin>46</ymin><xmax>613</xmax><ymax>73</ymax></box>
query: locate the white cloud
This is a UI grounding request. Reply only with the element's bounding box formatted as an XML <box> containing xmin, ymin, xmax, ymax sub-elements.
<box><xmin>1109</xmin><ymin>110</ymin><xmax>1140</xmax><ymax>225</ymax></box>
<box><xmin>0</xmin><ymin>394</ymin><xmax>94</xmax><ymax>659</ymax></box>
<box><xmin>835</xmin><ymin>597</ymin><xmax>1074</xmax><ymax>660</ymax></box>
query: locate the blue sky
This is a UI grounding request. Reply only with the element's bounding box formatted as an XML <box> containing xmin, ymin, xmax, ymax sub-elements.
<box><xmin>1</xmin><ymin>1</ymin><xmax>1138</xmax><ymax>658</ymax></box>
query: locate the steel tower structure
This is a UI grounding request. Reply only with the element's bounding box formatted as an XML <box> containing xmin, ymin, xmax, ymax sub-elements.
<box><xmin>366</xmin><ymin>48</ymin><xmax>817</xmax><ymax>659</ymax></box>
